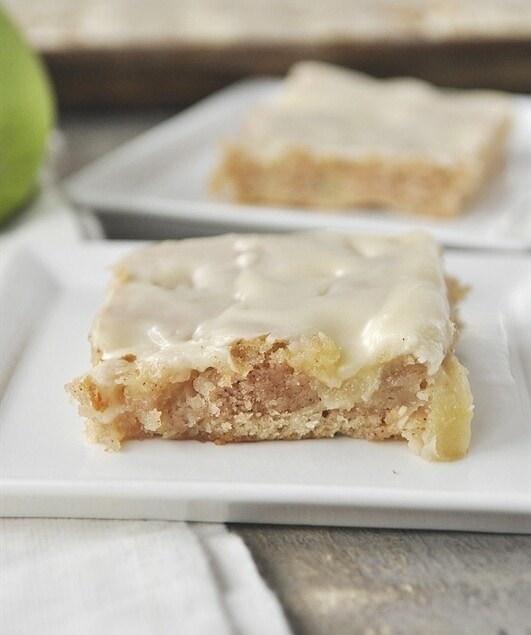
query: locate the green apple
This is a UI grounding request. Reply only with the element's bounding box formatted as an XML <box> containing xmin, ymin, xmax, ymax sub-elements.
<box><xmin>0</xmin><ymin>8</ymin><xmax>55</xmax><ymax>221</ymax></box>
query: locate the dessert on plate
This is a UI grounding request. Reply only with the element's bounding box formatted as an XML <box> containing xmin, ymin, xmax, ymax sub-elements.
<box><xmin>67</xmin><ymin>231</ymin><xmax>473</xmax><ymax>460</ymax></box>
<box><xmin>211</xmin><ymin>61</ymin><xmax>511</xmax><ymax>217</ymax></box>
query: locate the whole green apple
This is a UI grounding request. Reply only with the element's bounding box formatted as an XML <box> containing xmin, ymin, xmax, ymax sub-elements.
<box><xmin>0</xmin><ymin>9</ymin><xmax>55</xmax><ymax>221</ymax></box>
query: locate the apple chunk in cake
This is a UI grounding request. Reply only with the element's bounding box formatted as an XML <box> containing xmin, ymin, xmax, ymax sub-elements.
<box><xmin>211</xmin><ymin>61</ymin><xmax>511</xmax><ymax>218</ymax></box>
<box><xmin>67</xmin><ymin>231</ymin><xmax>473</xmax><ymax>460</ymax></box>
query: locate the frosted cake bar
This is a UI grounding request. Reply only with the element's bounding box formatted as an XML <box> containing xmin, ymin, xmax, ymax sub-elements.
<box><xmin>212</xmin><ymin>61</ymin><xmax>511</xmax><ymax>217</ymax></box>
<box><xmin>67</xmin><ymin>231</ymin><xmax>473</xmax><ymax>460</ymax></box>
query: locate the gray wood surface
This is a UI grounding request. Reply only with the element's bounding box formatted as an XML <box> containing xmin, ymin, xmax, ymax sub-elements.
<box><xmin>58</xmin><ymin>112</ymin><xmax>531</xmax><ymax>635</ymax></box>
<box><xmin>233</xmin><ymin>525</ymin><xmax>531</xmax><ymax>634</ymax></box>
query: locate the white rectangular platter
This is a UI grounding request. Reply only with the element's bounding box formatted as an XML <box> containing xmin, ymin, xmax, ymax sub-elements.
<box><xmin>1</xmin><ymin>242</ymin><xmax>530</xmax><ymax>532</ymax></box>
<box><xmin>64</xmin><ymin>79</ymin><xmax>531</xmax><ymax>249</ymax></box>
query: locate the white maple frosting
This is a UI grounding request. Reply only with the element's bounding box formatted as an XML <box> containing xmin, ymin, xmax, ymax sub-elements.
<box><xmin>238</xmin><ymin>61</ymin><xmax>509</xmax><ymax>165</ymax></box>
<box><xmin>91</xmin><ymin>231</ymin><xmax>455</xmax><ymax>382</ymax></box>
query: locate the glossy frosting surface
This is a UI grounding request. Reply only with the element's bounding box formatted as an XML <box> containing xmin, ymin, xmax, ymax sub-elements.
<box><xmin>92</xmin><ymin>232</ymin><xmax>455</xmax><ymax>380</ymax></box>
<box><xmin>239</xmin><ymin>61</ymin><xmax>509</xmax><ymax>164</ymax></box>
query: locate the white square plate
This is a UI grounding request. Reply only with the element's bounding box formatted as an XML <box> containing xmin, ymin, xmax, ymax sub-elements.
<box><xmin>64</xmin><ymin>79</ymin><xmax>531</xmax><ymax>249</ymax></box>
<box><xmin>1</xmin><ymin>242</ymin><xmax>530</xmax><ymax>532</ymax></box>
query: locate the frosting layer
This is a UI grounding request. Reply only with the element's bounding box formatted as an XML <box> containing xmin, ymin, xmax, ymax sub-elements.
<box><xmin>239</xmin><ymin>61</ymin><xmax>509</xmax><ymax>165</ymax></box>
<box><xmin>92</xmin><ymin>232</ymin><xmax>454</xmax><ymax>380</ymax></box>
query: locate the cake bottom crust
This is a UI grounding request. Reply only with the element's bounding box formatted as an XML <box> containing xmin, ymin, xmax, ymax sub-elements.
<box><xmin>67</xmin><ymin>337</ymin><xmax>473</xmax><ymax>461</ymax></box>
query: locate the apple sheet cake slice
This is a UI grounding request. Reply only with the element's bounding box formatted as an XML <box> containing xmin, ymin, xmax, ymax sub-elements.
<box><xmin>212</xmin><ymin>61</ymin><xmax>511</xmax><ymax>218</ymax></box>
<box><xmin>67</xmin><ymin>231</ymin><xmax>473</xmax><ymax>460</ymax></box>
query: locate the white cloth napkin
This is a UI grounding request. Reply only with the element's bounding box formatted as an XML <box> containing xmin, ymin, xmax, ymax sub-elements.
<box><xmin>0</xmin><ymin>185</ymin><xmax>291</xmax><ymax>635</ymax></box>
<box><xmin>0</xmin><ymin>519</ymin><xmax>291</xmax><ymax>635</ymax></box>
<box><xmin>0</xmin><ymin>183</ymin><xmax>99</xmax><ymax>269</ymax></box>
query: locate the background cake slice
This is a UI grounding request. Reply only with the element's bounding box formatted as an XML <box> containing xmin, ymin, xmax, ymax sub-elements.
<box><xmin>67</xmin><ymin>231</ymin><xmax>473</xmax><ymax>460</ymax></box>
<box><xmin>211</xmin><ymin>61</ymin><xmax>511</xmax><ymax>217</ymax></box>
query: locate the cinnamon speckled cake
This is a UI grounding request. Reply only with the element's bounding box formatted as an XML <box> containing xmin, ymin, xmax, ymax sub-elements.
<box><xmin>67</xmin><ymin>231</ymin><xmax>473</xmax><ymax>460</ymax></box>
<box><xmin>211</xmin><ymin>61</ymin><xmax>511</xmax><ymax>218</ymax></box>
